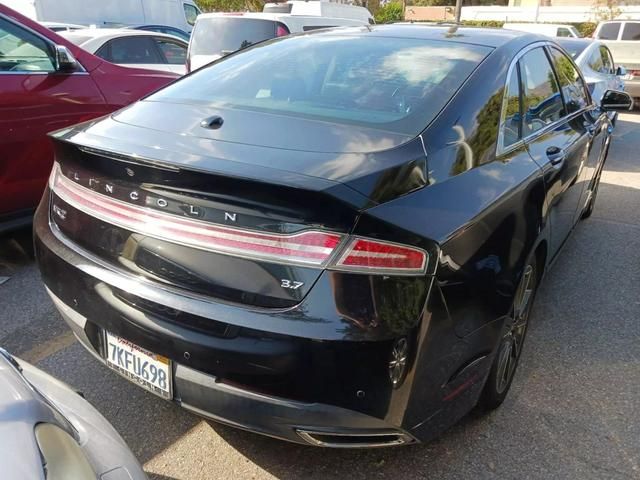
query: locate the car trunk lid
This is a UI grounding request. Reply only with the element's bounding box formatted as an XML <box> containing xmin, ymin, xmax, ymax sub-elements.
<box><xmin>47</xmin><ymin>107</ymin><xmax>426</xmax><ymax>310</ymax></box>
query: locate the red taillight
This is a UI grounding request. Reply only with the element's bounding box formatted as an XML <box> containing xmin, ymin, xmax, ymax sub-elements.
<box><xmin>332</xmin><ymin>238</ymin><xmax>427</xmax><ymax>275</ymax></box>
<box><xmin>629</xmin><ymin>70</ymin><xmax>640</xmax><ymax>77</ymax></box>
<box><xmin>276</xmin><ymin>24</ymin><xmax>290</xmax><ymax>37</ymax></box>
<box><xmin>50</xmin><ymin>164</ymin><xmax>428</xmax><ymax>275</ymax></box>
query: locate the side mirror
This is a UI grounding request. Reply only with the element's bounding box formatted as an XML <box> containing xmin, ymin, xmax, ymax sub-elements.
<box><xmin>55</xmin><ymin>45</ymin><xmax>79</xmax><ymax>72</ymax></box>
<box><xmin>601</xmin><ymin>89</ymin><xmax>633</xmax><ymax>111</ymax></box>
<box><xmin>616</xmin><ymin>66</ymin><xmax>627</xmax><ymax>76</ymax></box>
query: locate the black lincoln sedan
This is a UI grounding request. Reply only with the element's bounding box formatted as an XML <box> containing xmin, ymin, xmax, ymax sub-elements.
<box><xmin>34</xmin><ymin>25</ymin><xmax>632</xmax><ymax>448</ymax></box>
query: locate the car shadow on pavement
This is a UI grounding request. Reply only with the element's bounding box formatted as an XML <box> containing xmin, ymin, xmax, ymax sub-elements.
<box><xmin>0</xmin><ymin>226</ymin><xmax>34</xmax><ymax>278</ymax></box>
<box><xmin>601</xmin><ymin>110</ymin><xmax>640</xmax><ymax>174</ymax></box>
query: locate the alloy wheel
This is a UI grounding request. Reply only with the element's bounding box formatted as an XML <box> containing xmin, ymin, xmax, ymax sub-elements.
<box><xmin>496</xmin><ymin>264</ymin><xmax>534</xmax><ymax>394</ymax></box>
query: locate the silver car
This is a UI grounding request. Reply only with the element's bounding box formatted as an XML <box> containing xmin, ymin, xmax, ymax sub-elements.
<box><xmin>557</xmin><ymin>38</ymin><xmax>626</xmax><ymax>121</ymax></box>
<box><xmin>0</xmin><ymin>348</ymin><xmax>146</xmax><ymax>480</ymax></box>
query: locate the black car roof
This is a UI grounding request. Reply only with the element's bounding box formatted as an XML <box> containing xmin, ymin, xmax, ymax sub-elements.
<box><xmin>312</xmin><ymin>24</ymin><xmax>547</xmax><ymax>49</ymax></box>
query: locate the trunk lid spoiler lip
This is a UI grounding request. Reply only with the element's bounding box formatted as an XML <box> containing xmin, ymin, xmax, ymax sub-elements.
<box><xmin>49</xmin><ymin>121</ymin><xmax>429</xmax><ymax>207</ymax></box>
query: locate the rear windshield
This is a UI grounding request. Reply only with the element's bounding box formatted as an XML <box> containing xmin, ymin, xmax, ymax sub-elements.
<box><xmin>60</xmin><ymin>34</ymin><xmax>93</xmax><ymax>46</ymax></box>
<box><xmin>151</xmin><ymin>34</ymin><xmax>491</xmax><ymax>135</ymax></box>
<box><xmin>556</xmin><ymin>41</ymin><xmax>588</xmax><ymax>58</ymax></box>
<box><xmin>191</xmin><ymin>18</ymin><xmax>280</xmax><ymax>56</ymax></box>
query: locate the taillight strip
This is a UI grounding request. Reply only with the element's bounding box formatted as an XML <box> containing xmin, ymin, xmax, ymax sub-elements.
<box><xmin>50</xmin><ymin>164</ymin><xmax>342</xmax><ymax>266</ymax></box>
<box><xmin>49</xmin><ymin>164</ymin><xmax>429</xmax><ymax>275</ymax></box>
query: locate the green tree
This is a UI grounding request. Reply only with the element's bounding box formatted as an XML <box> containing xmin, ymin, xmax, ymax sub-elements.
<box><xmin>375</xmin><ymin>1</ymin><xmax>404</xmax><ymax>23</ymax></box>
<box><xmin>195</xmin><ymin>0</ymin><xmax>262</xmax><ymax>12</ymax></box>
<box><xmin>592</xmin><ymin>0</ymin><xmax>622</xmax><ymax>21</ymax></box>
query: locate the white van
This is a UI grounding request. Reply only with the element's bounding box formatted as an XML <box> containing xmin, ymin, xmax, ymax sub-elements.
<box><xmin>1</xmin><ymin>0</ymin><xmax>201</xmax><ymax>34</ymax></box>
<box><xmin>187</xmin><ymin>0</ymin><xmax>373</xmax><ymax>72</ymax></box>
<box><xmin>593</xmin><ymin>20</ymin><xmax>640</xmax><ymax>105</ymax></box>
<box><xmin>503</xmin><ymin>23</ymin><xmax>581</xmax><ymax>38</ymax></box>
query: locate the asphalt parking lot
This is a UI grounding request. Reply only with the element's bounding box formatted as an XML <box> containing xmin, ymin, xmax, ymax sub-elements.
<box><xmin>1</xmin><ymin>112</ymin><xmax>639</xmax><ymax>480</ymax></box>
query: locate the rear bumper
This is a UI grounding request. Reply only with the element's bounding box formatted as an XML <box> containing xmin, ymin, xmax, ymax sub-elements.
<box><xmin>46</xmin><ymin>275</ymin><xmax>415</xmax><ymax>447</ymax></box>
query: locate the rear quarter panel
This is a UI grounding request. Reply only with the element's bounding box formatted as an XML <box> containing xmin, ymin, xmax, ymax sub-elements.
<box><xmin>358</xmin><ymin>43</ymin><xmax>547</xmax><ymax>436</ymax></box>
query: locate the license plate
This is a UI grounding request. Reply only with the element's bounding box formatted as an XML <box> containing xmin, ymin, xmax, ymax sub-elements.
<box><xmin>104</xmin><ymin>332</ymin><xmax>172</xmax><ymax>399</ymax></box>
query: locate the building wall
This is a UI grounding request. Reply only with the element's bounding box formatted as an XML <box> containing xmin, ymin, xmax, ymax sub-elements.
<box><xmin>404</xmin><ymin>6</ymin><xmax>453</xmax><ymax>22</ymax></box>
<box><xmin>460</xmin><ymin>5</ymin><xmax>640</xmax><ymax>22</ymax></box>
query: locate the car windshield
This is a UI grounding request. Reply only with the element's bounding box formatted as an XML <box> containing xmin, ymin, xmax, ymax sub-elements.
<box><xmin>152</xmin><ymin>33</ymin><xmax>491</xmax><ymax>134</ymax></box>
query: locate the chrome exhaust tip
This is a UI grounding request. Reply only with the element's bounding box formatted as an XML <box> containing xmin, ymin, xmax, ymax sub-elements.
<box><xmin>296</xmin><ymin>429</ymin><xmax>414</xmax><ymax>448</ymax></box>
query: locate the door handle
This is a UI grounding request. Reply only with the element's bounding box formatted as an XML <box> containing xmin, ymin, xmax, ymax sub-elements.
<box><xmin>546</xmin><ymin>146</ymin><xmax>565</xmax><ymax>166</ymax></box>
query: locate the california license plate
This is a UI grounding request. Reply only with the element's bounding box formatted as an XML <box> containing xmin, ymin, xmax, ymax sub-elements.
<box><xmin>104</xmin><ymin>332</ymin><xmax>172</xmax><ymax>399</ymax></box>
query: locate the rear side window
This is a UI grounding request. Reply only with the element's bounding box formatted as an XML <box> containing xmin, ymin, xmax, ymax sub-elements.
<box><xmin>519</xmin><ymin>47</ymin><xmax>565</xmax><ymax>136</ymax></box>
<box><xmin>152</xmin><ymin>35</ymin><xmax>491</xmax><ymax>135</ymax></box>
<box><xmin>154</xmin><ymin>38</ymin><xmax>187</xmax><ymax>64</ymax></box>
<box><xmin>599</xmin><ymin>46</ymin><xmax>613</xmax><ymax>73</ymax></box>
<box><xmin>191</xmin><ymin>18</ymin><xmax>279</xmax><ymax>57</ymax></box>
<box><xmin>104</xmin><ymin>37</ymin><xmax>162</xmax><ymax>64</ymax></box>
<box><xmin>548</xmin><ymin>47</ymin><xmax>589</xmax><ymax>113</ymax></box>
<box><xmin>588</xmin><ymin>48</ymin><xmax>604</xmax><ymax>72</ymax></box>
<box><xmin>557</xmin><ymin>28</ymin><xmax>572</xmax><ymax>37</ymax></box>
<box><xmin>502</xmin><ymin>65</ymin><xmax>522</xmax><ymax>148</ymax></box>
<box><xmin>621</xmin><ymin>22</ymin><xmax>640</xmax><ymax>40</ymax></box>
<box><xmin>183</xmin><ymin>3</ymin><xmax>199</xmax><ymax>27</ymax></box>
<box><xmin>597</xmin><ymin>22</ymin><xmax>621</xmax><ymax>40</ymax></box>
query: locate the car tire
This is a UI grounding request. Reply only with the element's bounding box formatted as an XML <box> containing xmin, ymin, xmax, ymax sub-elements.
<box><xmin>581</xmin><ymin>179</ymin><xmax>600</xmax><ymax>220</ymax></box>
<box><xmin>478</xmin><ymin>260</ymin><xmax>538</xmax><ymax>411</ymax></box>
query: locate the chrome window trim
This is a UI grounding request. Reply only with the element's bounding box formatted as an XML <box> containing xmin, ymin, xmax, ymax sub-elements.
<box><xmin>497</xmin><ymin>41</ymin><xmax>595</xmax><ymax>157</ymax></box>
<box><xmin>0</xmin><ymin>13</ymin><xmax>87</xmax><ymax>74</ymax></box>
<box><xmin>497</xmin><ymin>41</ymin><xmax>547</xmax><ymax>157</ymax></box>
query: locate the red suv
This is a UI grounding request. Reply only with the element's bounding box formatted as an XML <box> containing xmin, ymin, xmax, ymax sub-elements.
<box><xmin>0</xmin><ymin>5</ymin><xmax>179</xmax><ymax>232</ymax></box>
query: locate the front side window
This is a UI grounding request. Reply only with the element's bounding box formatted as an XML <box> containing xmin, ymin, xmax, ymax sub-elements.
<box><xmin>0</xmin><ymin>18</ymin><xmax>55</xmax><ymax>72</ymax></box>
<box><xmin>183</xmin><ymin>3</ymin><xmax>199</xmax><ymax>26</ymax></box>
<box><xmin>152</xmin><ymin>35</ymin><xmax>491</xmax><ymax>135</ymax></box>
<box><xmin>621</xmin><ymin>22</ymin><xmax>640</xmax><ymax>40</ymax></box>
<box><xmin>557</xmin><ymin>28</ymin><xmax>572</xmax><ymax>38</ymax></box>
<box><xmin>154</xmin><ymin>38</ymin><xmax>187</xmax><ymax>65</ymax></box>
<box><xmin>502</xmin><ymin>65</ymin><xmax>522</xmax><ymax>148</ymax></box>
<box><xmin>106</xmin><ymin>37</ymin><xmax>162</xmax><ymax>64</ymax></box>
<box><xmin>548</xmin><ymin>47</ymin><xmax>589</xmax><ymax>113</ymax></box>
<box><xmin>519</xmin><ymin>47</ymin><xmax>565</xmax><ymax>136</ymax></box>
<box><xmin>597</xmin><ymin>22</ymin><xmax>621</xmax><ymax>40</ymax></box>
